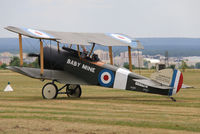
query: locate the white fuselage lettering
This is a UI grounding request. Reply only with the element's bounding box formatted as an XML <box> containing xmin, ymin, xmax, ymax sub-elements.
<box><xmin>66</xmin><ymin>59</ymin><xmax>81</xmax><ymax>67</ymax></box>
<box><xmin>66</xmin><ymin>58</ymin><xmax>95</xmax><ymax>73</ymax></box>
<box><xmin>82</xmin><ymin>64</ymin><xmax>95</xmax><ymax>73</ymax></box>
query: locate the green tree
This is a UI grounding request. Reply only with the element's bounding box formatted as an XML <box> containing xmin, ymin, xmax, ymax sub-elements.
<box><xmin>10</xmin><ymin>57</ymin><xmax>20</xmax><ymax>66</ymax></box>
<box><xmin>29</xmin><ymin>59</ymin><xmax>39</xmax><ymax>68</ymax></box>
<box><xmin>9</xmin><ymin>56</ymin><xmax>39</xmax><ymax>68</ymax></box>
<box><xmin>151</xmin><ymin>66</ymin><xmax>156</xmax><ymax>69</ymax></box>
<box><xmin>181</xmin><ymin>60</ymin><xmax>188</xmax><ymax>72</ymax></box>
<box><xmin>190</xmin><ymin>65</ymin><xmax>195</xmax><ymax>69</ymax></box>
<box><xmin>143</xmin><ymin>60</ymin><xmax>149</xmax><ymax>68</ymax></box>
<box><xmin>123</xmin><ymin>62</ymin><xmax>135</xmax><ymax>70</ymax></box>
<box><xmin>23</xmin><ymin>62</ymin><xmax>28</xmax><ymax>67</ymax></box>
<box><xmin>0</xmin><ymin>63</ymin><xmax>7</xmax><ymax>69</ymax></box>
<box><xmin>169</xmin><ymin>64</ymin><xmax>175</xmax><ymax>69</ymax></box>
<box><xmin>195</xmin><ymin>62</ymin><xmax>200</xmax><ymax>69</ymax></box>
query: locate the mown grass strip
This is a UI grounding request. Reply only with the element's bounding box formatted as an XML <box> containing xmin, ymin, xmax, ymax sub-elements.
<box><xmin>1</xmin><ymin>107</ymin><xmax>200</xmax><ymax>120</ymax></box>
<box><xmin>0</xmin><ymin>115</ymin><xmax>200</xmax><ymax>132</ymax></box>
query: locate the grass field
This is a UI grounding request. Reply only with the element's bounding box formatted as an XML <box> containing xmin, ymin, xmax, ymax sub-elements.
<box><xmin>0</xmin><ymin>69</ymin><xmax>200</xmax><ymax>134</ymax></box>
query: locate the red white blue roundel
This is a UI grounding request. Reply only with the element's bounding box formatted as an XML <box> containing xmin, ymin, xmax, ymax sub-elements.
<box><xmin>27</xmin><ymin>29</ymin><xmax>50</xmax><ymax>38</ymax></box>
<box><xmin>98</xmin><ymin>69</ymin><xmax>114</xmax><ymax>87</ymax></box>
<box><xmin>25</xmin><ymin>28</ymin><xmax>54</xmax><ymax>38</ymax></box>
<box><xmin>109</xmin><ymin>33</ymin><xmax>132</xmax><ymax>43</ymax></box>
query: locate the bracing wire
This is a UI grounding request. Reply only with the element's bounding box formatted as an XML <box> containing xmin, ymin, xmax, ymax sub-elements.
<box><xmin>23</xmin><ymin>38</ymin><xmax>39</xmax><ymax>53</ymax></box>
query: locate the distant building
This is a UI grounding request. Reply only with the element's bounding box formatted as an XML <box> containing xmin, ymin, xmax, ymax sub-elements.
<box><xmin>183</xmin><ymin>56</ymin><xmax>200</xmax><ymax>67</ymax></box>
<box><xmin>144</xmin><ymin>58</ymin><xmax>160</xmax><ymax>69</ymax></box>
<box><xmin>94</xmin><ymin>50</ymin><xmax>110</xmax><ymax>64</ymax></box>
<box><xmin>0</xmin><ymin>52</ymin><xmax>13</xmax><ymax>57</ymax></box>
<box><xmin>15</xmin><ymin>53</ymin><xmax>28</xmax><ymax>59</ymax></box>
<box><xmin>94</xmin><ymin>49</ymin><xmax>144</xmax><ymax>67</ymax></box>
<box><xmin>0</xmin><ymin>56</ymin><xmax>11</xmax><ymax>65</ymax></box>
<box><xmin>119</xmin><ymin>51</ymin><xmax>143</xmax><ymax>67</ymax></box>
<box><xmin>113</xmin><ymin>56</ymin><xmax>123</xmax><ymax>66</ymax></box>
<box><xmin>0</xmin><ymin>52</ymin><xmax>36</xmax><ymax>65</ymax></box>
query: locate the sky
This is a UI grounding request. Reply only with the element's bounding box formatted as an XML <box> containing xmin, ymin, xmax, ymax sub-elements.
<box><xmin>0</xmin><ymin>0</ymin><xmax>200</xmax><ymax>38</ymax></box>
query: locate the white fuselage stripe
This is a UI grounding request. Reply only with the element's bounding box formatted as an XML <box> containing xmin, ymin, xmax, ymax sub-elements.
<box><xmin>113</xmin><ymin>68</ymin><xmax>131</xmax><ymax>90</ymax></box>
<box><xmin>172</xmin><ymin>70</ymin><xmax>181</xmax><ymax>95</ymax></box>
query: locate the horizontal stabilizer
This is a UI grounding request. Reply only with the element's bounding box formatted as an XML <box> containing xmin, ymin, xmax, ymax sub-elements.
<box><xmin>134</xmin><ymin>79</ymin><xmax>171</xmax><ymax>90</ymax></box>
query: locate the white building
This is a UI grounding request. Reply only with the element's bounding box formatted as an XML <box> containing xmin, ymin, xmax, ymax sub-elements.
<box><xmin>183</xmin><ymin>56</ymin><xmax>200</xmax><ymax>67</ymax></box>
<box><xmin>94</xmin><ymin>50</ymin><xmax>110</xmax><ymax>64</ymax></box>
<box><xmin>0</xmin><ymin>56</ymin><xmax>11</xmax><ymax>65</ymax></box>
<box><xmin>94</xmin><ymin>49</ymin><xmax>144</xmax><ymax>67</ymax></box>
<box><xmin>119</xmin><ymin>51</ymin><xmax>144</xmax><ymax>67</ymax></box>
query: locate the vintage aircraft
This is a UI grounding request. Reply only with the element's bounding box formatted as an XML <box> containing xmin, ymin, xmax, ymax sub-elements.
<box><xmin>5</xmin><ymin>26</ymin><xmax>183</xmax><ymax>101</ymax></box>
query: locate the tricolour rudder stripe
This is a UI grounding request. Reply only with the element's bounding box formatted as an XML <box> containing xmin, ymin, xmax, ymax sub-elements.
<box><xmin>169</xmin><ymin>69</ymin><xmax>183</xmax><ymax>96</ymax></box>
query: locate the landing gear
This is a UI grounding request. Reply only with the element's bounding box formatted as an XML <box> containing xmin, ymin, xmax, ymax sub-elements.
<box><xmin>42</xmin><ymin>83</ymin><xmax>58</xmax><ymax>99</ymax></box>
<box><xmin>42</xmin><ymin>81</ymin><xmax>82</xmax><ymax>99</ymax></box>
<box><xmin>66</xmin><ymin>84</ymin><xmax>82</xmax><ymax>98</ymax></box>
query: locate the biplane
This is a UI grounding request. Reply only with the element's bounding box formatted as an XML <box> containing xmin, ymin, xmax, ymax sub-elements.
<box><xmin>5</xmin><ymin>26</ymin><xmax>183</xmax><ymax>101</ymax></box>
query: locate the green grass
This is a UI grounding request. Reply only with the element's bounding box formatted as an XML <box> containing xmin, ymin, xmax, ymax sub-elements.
<box><xmin>0</xmin><ymin>69</ymin><xmax>200</xmax><ymax>134</ymax></box>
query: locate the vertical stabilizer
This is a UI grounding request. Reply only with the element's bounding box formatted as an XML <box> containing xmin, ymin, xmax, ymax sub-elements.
<box><xmin>150</xmin><ymin>69</ymin><xmax>183</xmax><ymax>96</ymax></box>
<box><xmin>168</xmin><ymin>70</ymin><xmax>183</xmax><ymax>96</ymax></box>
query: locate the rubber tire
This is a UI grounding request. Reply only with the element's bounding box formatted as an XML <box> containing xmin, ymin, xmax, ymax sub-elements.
<box><xmin>42</xmin><ymin>83</ymin><xmax>58</xmax><ymax>99</ymax></box>
<box><xmin>66</xmin><ymin>85</ymin><xmax>82</xmax><ymax>98</ymax></box>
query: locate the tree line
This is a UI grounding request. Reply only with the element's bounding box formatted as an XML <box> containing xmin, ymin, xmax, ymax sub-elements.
<box><xmin>1</xmin><ymin>56</ymin><xmax>200</xmax><ymax>70</ymax></box>
<box><xmin>0</xmin><ymin>57</ymin><xmax>39</xmax><ymax>69</ymax></box>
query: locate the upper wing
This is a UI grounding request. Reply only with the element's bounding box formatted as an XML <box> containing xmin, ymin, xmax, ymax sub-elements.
<box><xmin>5</xmin><ymin>26</ymin><xmax>143</xmax><ymax>49</ymax></box>
<box><xmin>5</xmin><ymin>26</ymin><xmax>58</xmax><ymax>40</ymax></box>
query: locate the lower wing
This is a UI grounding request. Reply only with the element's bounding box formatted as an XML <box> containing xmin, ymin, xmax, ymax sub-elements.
<box><xmin>7</xmin><ymin>66</ymin><xmax>89</xmax><ymax>85</ymax></box>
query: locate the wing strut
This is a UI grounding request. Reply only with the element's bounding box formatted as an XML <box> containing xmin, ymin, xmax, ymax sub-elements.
<box><xmin>89</xmin><ymin>43</ymin><xmax>95</xmax><ymax>57</ymax></box>
<box><xmin>57</xmin><ymin>42</ymin><xmax>60</xmax><ymax>52</ymax></box>
<box><xmin>77</xmin><ymin>45</ymin><xmax>80</xmax><ymax>57</ymax></box>
<box><xmin>109</xmin><ymin>46</ymin><xmax>113</xmax><ymax>65</ymax></box>
<box><xmin>128</xmin><ymin>46</ymin><xmax>133</xmax><ymax>72</ymax></box>
<box><xmin>18</xmin><ymin>34</ymin><xmax>23</xmax><ymax>66</ymax></box>
<box><xmin>40</xmin><ymin>39</ymin><xmax>44</xmax><ymax>75</ymax></box>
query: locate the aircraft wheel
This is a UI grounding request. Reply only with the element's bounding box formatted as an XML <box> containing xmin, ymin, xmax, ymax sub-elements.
<box><xmin>42</xmin><ymin>83</ymin><xmax>58</xmax><ymax>99</ymax></box>
<box><xmin>66</xmin><ymin>84</ymin><xmax>82</xmax><ymax>98</ymax></box>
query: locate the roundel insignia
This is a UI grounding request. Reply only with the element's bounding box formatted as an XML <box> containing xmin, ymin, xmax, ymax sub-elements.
<box><xmin>98</xmin><ymin>69</ymin><xmax>114</xmax><ymax>87</ymax></box>
<box><xmin>27</xmin><ymin>28</ymin><xmax>53</xmax><ymax>38</ymax></box>
<box><xmin>110</xmin><ymin>33</ymin><xmax>132</xmax><ymax>43</ymax></box>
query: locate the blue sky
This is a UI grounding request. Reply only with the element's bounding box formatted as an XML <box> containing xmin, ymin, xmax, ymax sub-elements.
<box><xmin>0</xmin><ymin>0</ymin><xmax>200</xmax><ymax>38</ymax></box>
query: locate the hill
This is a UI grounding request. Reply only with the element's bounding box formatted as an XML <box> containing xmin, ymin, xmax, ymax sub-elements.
<box><xmin>0</xmin><ymin>37</ymin><xmax>200</xmax><ymax>57</ymax></box>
